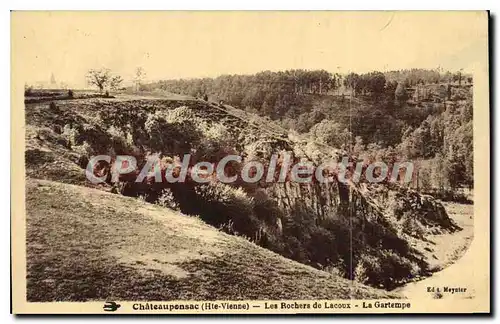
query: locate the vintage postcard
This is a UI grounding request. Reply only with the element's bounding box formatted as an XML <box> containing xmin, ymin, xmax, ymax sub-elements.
<box><xmin>11</xmin><ymin>11</ymin><xmax>490</xmax><ymax>314</ymax></box>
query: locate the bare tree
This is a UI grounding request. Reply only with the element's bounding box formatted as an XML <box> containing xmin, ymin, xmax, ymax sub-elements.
<box><xmin>86</xmin><ymin>68</ymin><xmax>111</xmax><ymax>92</ymax></box>
<box><xmin>134</xmin><ymin>67</ymin><xmax>146</xmax><ymax>91</ymax></box>
<box><xmin>86</xmin><ymin>68</ymin><xmax>123</xmax><ymax>93</ymax></box>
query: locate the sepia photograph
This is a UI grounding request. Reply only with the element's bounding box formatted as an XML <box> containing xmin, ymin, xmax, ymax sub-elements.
<box><xmin>10</xmin><ymin>10</ymin><xmax>490</xmax><ymax>314</ymax></box>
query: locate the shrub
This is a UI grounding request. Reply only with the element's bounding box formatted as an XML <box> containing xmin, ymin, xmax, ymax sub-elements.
<box><xmin>99</xmin><ymin>125</ymin><xmax>138</xmax><ymax>156</ymax></box>
<box><xmin>308</xmin><ymin>119</ymin><xmax>351</xmax><ymax>149</ymax></box>
<box><xmin>25</xmin><ymin>148</ymin><xmax>55</xmax><ymax>166</ymax></box>
<box><xmin>68</xmin><ymin>89</ymin><xmax>74</xmax><ymax>98</ymax></box>
<box><xmin>195</xmin><ymin>182</ymin><xmax>253</xmax><ymax>210</ymax></box>
<box><xmin>107</xmin><ymin>125</ymin><xmax>125</xmax><ymax>140</ymax></box>
<box><xmin>252</xmin><ymin>190</ymin><xmax>283</xmax><ymax>227</ymax></box>
<box><xmin>157</xmin><ymin>188</ymin><xmax>179</xmax><ymax>210</ymax></box>
<box><xmin>354</xmin><ymin>250</ymin><xmax>420</xmax><ymax>289</ymax></box>
<box><xmin>401</xmin><ymin>215</ymin><xmax>426</xmax><ymax>238</ymax></box>
<box><xmin>244</xmin><ymin>139</ymin><xmax>274</xmax><ymax>162</ymax></box>
<box><xmin>194</xmin><ymin>124</ymin><xmax>237</xmax><ymax>162</ymax></box>
<box><xmin>278</xmin><ymin>203</ymin><xmax>347</xmax><ymax>270</ymax></box>
<box><xmin>354</xmin><ymin>254</ymin><xmax>378</xmax><ymax>285</ymax></box>
<box><xmin>161</xmin><ymin>106</ymin><xmax>237</xmax><ymax>161</ymax></box>
<box><xmin>323</xmin><ymin>259</ymin><xmax>346</xmax><ymax>278</ymax></box>
<box><xmin>306</xmin><ymin>226</ymin><xmax>340</xmax><ymax>266</ymax></box>
<box><xmin>193</xmin><ymin>182</ymin><xmax>259</xmax><ymax>237</ymax></box>
<box><xmin>283</xmin><ymin>236</ymin><xmax>309</xmax><ymax>264</ymax></box>
<box><xmin>422</xmin><ymin>188</ymin><xmax>472</xmax><ymax>204</ymax></box>
<box><xmin>76</xmin><ymin>124</ymin><xmax>114</xmax><ymax>154</ymax></box>
<box><xmin>201</xmin><ymin>123</ymin><xmax>231</xmax><ymax>142</ymax></box>
<box><xmin>62</xmin><ymin>124</ymin><xmax>78</xmax><ymax>148</ymax></box>
<box><xmin>164</xmin><ymin>106</ymin><xmax>197</xmax><ymax>123</ymax></box>
<box><xmin>144</xmin><ymin>111</ymin><xmax>201</xmax><ymax>155</ymax></box>
<box><xmin>73</xmin><ymin>141</ymin><xmax>94</xmax><ymax>158</ymax></box>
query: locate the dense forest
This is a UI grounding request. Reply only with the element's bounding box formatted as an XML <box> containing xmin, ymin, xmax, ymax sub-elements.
<box><xmin>141</xmin><ymin>68</ymin><xmax>473</xmax><ymax>192</ymax></box>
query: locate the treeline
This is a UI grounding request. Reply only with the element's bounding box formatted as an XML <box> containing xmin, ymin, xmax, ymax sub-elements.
<box><xmin>343</xmin><ymin>69</ymin><xmax>472</xmax><ymax>98</ymax></box>
<box><xmin>144</xmin><ymin>68</ymin><xmax>470</xmax><ymax>121</ymax></box>
<box><xmin>343</xmin><ymin>71</ymin><xmax>388</xmax><ymax>97</ymax></box>
<box><xmin>384</xmin><ymin>68</ymin><xmax>472</xmax><ymax>86</ymax></box>
<box><xmin>143</xmin><ymin>70</ymin><xmax>342</xmax><ymax>119</ymax></box>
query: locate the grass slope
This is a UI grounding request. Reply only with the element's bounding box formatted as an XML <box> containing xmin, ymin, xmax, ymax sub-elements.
<box><xmin>26</xmin><ymin>178</ymin><xmax>398</xmax><ymax>301</ymax></box>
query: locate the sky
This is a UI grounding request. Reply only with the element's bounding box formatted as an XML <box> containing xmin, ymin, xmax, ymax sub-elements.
<box><xmin>12</xmin><ymin>11</ymin><xmax>488</xmax><ymax>88</ymax></box>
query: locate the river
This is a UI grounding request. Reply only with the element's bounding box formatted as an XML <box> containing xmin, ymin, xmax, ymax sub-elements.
<box><xmin>394</xmin><ymin>202</ymin><xmax>475</xmax><ymax>299</ymax></box>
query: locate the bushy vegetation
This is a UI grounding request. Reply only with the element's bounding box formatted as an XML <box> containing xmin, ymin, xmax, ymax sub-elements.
<box><xmin>354</xmin><ymin>249</ymin><xmax>420</xmax><ymax>289</ymax></box>
<box><xmin>400</xmin><ymin>93</ymin><xmax>473</xmax><ymax>190</ymax></box>
<box><xmin>194</xmin><ymin>182</ymin><xmax>259</xmax><ymax>234</ymax></box>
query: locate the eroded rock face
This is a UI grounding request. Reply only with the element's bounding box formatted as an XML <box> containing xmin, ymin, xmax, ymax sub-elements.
<box><xmin>360</xmin><ymin>183</ymin><xmax>457</xmax><ymax>237</ymax></box>
<box><xmin>268</xmin><ymin>181</ymin><xmax>343</xmax><ymax>221</ymax></box>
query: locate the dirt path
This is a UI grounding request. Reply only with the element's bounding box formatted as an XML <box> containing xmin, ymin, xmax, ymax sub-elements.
<box><xmin>394</xmin><ymin>202</ymin><xmax>475</xmax><ymax>299</ymax></box>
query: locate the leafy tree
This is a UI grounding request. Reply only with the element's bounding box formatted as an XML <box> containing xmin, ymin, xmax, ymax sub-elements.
<box><xmin>344</xmin><ymin>73</ymin><xmax>361</xmax><ymax>96</ymax></box>
<box><xmin>362</xmin><ymin>72</ymin><xmax>386</xmax><ymax>96</ymax></box>
<box><xmin>309</xmin><ymin>120</ymin><xmax>351</xmax><ymax>149</ymax></box>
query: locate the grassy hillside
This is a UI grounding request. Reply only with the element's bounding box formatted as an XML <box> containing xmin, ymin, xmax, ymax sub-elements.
<box><xmin>26</xmin><ymin>179</ymin><xmax>398</xmax><ymax>301</ymax></box>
